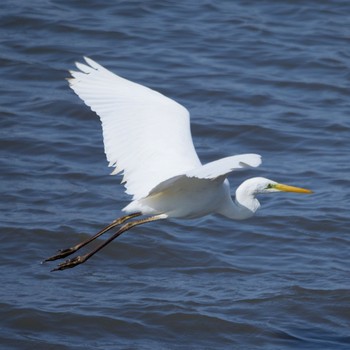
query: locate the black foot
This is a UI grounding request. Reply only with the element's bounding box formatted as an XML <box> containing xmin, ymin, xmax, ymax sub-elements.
<box><xmin>43</xmin><ymin>247</ymin><xmax>78</xmax><ymax>263</ymax></box>
<box><xmin>51</xmin><ymin>255</ymin><xmax>87</xmax><ymax>271</ymax></box>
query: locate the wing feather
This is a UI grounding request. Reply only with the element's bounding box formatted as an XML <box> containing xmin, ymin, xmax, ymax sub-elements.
<box><xmin>148</xmin><ymin>154</ymin><xmax>262</xmax><ymax>195</ymax></box>
<box><xmin>68</xmin><ymin>57</ymin><xmax>201</xmax><ymax>200</ymax></box>
<box><xmin>186</xmin><ymin>154</ymin><xmax>262</xmax><ymax>179</ymax></box>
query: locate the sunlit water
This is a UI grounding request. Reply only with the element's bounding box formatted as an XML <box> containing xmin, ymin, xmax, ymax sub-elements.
<box><xmin>1</xmin><ymin>1</ymin><xmax>350</xmax><ymax>349</ymax></box>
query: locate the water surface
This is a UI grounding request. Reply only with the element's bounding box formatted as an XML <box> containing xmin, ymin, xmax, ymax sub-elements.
<box><xmin>1</xmin><ymin>1</ymin><xmax>349</xmax><ymax>349</ymax></box>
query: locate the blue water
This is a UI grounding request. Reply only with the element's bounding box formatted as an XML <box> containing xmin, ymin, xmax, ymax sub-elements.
<box><xmin>1</xmin><ymin>1</ymin><xmax>350</xmax><ymax>349</ymax></box>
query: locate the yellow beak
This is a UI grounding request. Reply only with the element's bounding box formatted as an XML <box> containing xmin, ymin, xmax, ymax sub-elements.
<box><xmin>274</xmin><ymin>183</ymin><xmax>313</xmax><ymax>194</ymax></box>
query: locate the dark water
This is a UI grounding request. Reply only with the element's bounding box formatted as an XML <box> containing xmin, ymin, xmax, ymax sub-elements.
<box><xmin>1</xmin><ymin>1</ymin><xmax>350</xmax><ymax>349</ymax></box>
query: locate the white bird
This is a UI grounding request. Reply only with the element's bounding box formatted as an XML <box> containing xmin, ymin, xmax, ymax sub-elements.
<box><xmin>45</xmin><ymin>57</ymin><xmax>312</xmax><ymax>271</ymax></box>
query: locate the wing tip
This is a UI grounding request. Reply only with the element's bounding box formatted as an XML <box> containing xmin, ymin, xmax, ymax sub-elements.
<box><xmin>250</xmin><ymin>153</ymin><xmax>262</xmax><ymax>167</ymax></box>
<box><xmin>239</xmin><ymin>153</ymin><xmax>262</xmax><ymax>168</ymax></box>
<box><xmin>83</xmin><ymin>56</ymin><xmax>102</xmax><ymax>70</ymax></box>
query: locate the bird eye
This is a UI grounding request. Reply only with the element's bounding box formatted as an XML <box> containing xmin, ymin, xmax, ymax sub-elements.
<box><xmin>266</xmin><ymin>184</ymin><xmax>273</xmax><ymax>189</ymax></box>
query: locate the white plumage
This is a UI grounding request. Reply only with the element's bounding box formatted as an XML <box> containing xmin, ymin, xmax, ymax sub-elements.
<box><xmin>68</xmin><ymin>57</ymin><xmax>262</xmax><ymax>218</ymax></box>
<box><xmin>69</xmin><ymin>57</ymin><xmax>202</xmax><ymax>200</ymax></box>
<box><xmin>45</xmin><ymin>57</ymin><xmax>312</xmax><ymax>270</ymax></box>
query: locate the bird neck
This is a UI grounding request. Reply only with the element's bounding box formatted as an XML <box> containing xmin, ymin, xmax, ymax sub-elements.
<box><xmin>219</xmin><ymin>181</ymin><xmax>261</xmax><ymax>220</ymax></box>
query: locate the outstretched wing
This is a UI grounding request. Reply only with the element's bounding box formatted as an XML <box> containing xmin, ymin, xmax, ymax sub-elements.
<box><xmin>186</xmin><ymin>154</ymin><xmax>262</xmax><ymax>179</ymax></box>
<box><xmin>68</xmin><ymin>57</ymin><xmax>201</xmax><ymax>200</ymax></box>
<box><xmin>148</xmin><ymin>154</ymin><xmax>262</xmax><ymax>195</ymax></box>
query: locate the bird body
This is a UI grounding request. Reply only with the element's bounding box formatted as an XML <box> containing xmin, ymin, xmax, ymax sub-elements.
<box><xmin>45</xmin><ymin>57</ymin><xmax>312</xmax><ymax>271</ymax></box>
<box><xmin>123</xmin><ymin>154</ymin><xmax>262</xmax><ymax>219</ymax></box>
<box><xmin>124</xmin><ymin>177</ymin><xmax>231</xmax><ymax>219</ymax></box>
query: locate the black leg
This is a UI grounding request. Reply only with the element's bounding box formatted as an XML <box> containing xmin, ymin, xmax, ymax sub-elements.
<box><xmin>44</xmin><ymin>212</ymin><xmax>141</xmax><ymax>262</ymax></box>
<box><xmin>51</xmin><ymin>214</ymin><xmax>165</xmax><ymax>271</ymax></box>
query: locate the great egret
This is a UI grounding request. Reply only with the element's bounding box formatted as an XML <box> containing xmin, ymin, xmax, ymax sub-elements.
<box><xmin>45</xmin><ymin>57</ymin><xmax>312</xmax><ymax>271</ymax></box>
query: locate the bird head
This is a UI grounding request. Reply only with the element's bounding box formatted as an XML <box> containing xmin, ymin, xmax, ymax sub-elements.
<box><xmin>244</xmin><ymin>177</ymin><xmax>313</xmax><ymax>195</ymax></box>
